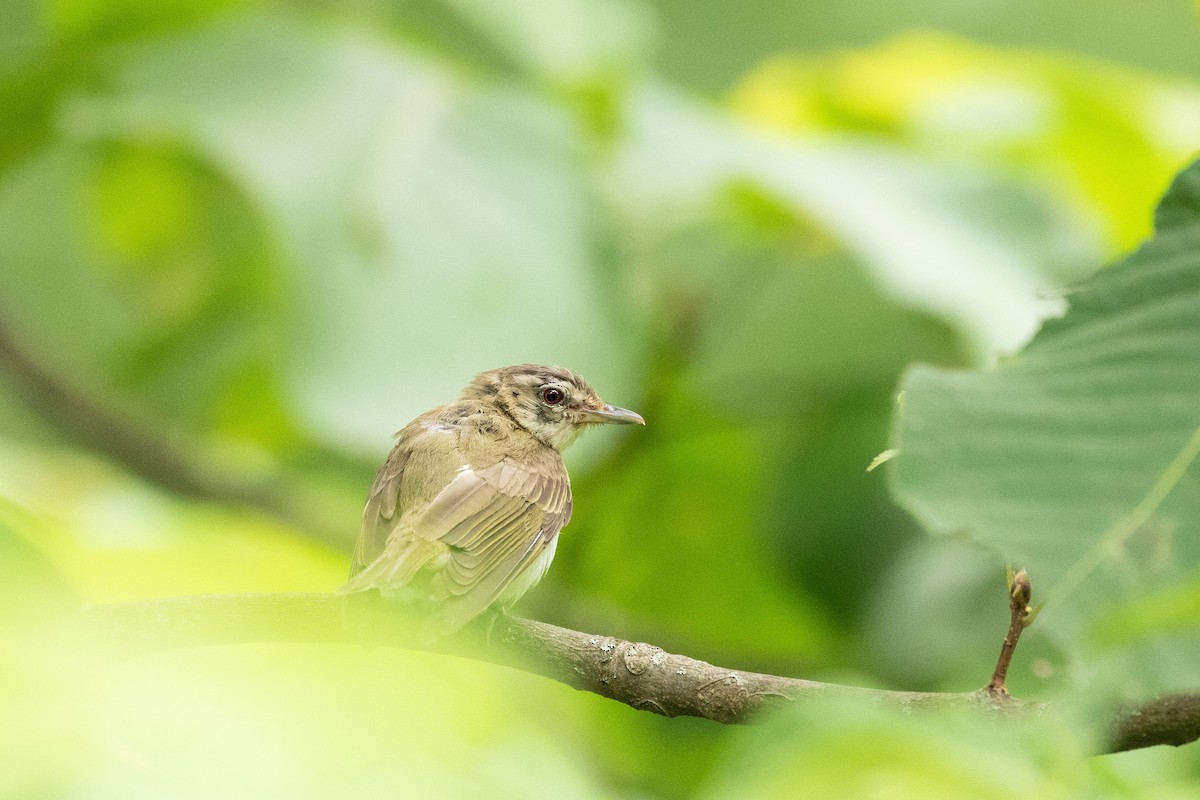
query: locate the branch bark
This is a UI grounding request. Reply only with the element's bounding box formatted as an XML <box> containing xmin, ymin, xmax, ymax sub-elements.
<box><xmin>81</xmin><ymin>592</ymin><xmax>1200</xmax><ymax>752</ymax></box>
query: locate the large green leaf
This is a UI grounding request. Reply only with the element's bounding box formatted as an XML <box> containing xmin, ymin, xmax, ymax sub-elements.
<box><xmin>888</xmin><ymin>159</ymin><xmax>1200</xmax><ymax>701</ymax></box>
<box><xmin>50</xmin><ymin>10</ymin><xmax>637</xmax><ymax>453</ymax></box>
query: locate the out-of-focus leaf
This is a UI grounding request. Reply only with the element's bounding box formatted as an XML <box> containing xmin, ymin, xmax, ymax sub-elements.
<box><xmin>570</xmin><ymin>702</ymin><xmax>725</xmax><ymax>800</ymax></box>
<box><xmin>1090</xmin><ymin>569</ymin><xmax>1200</xmax><ymax>647</ymax></box>
<box><xmin>0</xmin><ymin>447</ymin><xmax>345</xmax><ymax>600</ymax></box>
<box><xmin>49</xmin><ymin>0</ymin><xmax>248</xmax><ymax>42</ymax></box>
<box><xmin>1</xmin><ymin>0</ymin><xmax>38</xmax><ymax>47</ymax></box>
<box><xmin>732</xmin><ymin>33</ymin><xmax>1200</xmax><ymax>253</ymax></box>
<box><xmin>864</xmin><ymin>539</ymin><xmax>1005</xmax><ymax>689</ymax></box>
<box><xmin>0</xmin><ymin>453</ymin><xmax>609</xmax><ymax>798</ymax></box>
<box><xmin>1</xmin><ymin>634</ymin><xmax>610</xmax><ymax>799</ymax></box>
<box><xmin>645</xmin><ymin>0</ymin><xmax>1200</xmax><ymax>98</ymax></box>
<box><xmin>0</xmin><ymin>0</ymin><xmax>53</xmax><ymax>170</ymax></box>
<box><xmin>0</xmin><ymin>497</ymin><xmax>85</xmax><ymax>798</ymax></box>
<box><xmin>81</xmin><ymin>647</ymin><xmax>610</xmax><ymax>800</ymax></box>
<box><xmin>0</xmin><ymin>142</ymin><xmax>292</xmax><ymax>455</ymax></box>
<box><xmin>742</xmin><ymin>144</ymin><xmax>1097</xmax><ymax>359</ymax></box>
<box><xmin>887</xmin><ymin>160</ymin><xmax>1200</xmax><ymax>706</ymax></box>
<box><xmin>700</xmin><ymin>696</ymin><xmax>1199</xmax><ymax>800</ymax></box>
<box><xmin>608</xmin><ymin>84</ymin><xmax>1098</xmax><ymax>360</ymax></box>
<box><xmin>0</xmin><ymin>496</ymin><xmax>78</xmax><ymax>619</ymax></box>
<box><xmin>442</xmin><ymin>0</ymin><xmax>653</xmax><ymax>84</ymax></box>
<box><xmin>692</xmin><ymin>255</ymin><xmax>965</xmax><ymax>405</ymax></box>
<box><xmin>61</xmin><ymin>11</ymin><xmax>638</xmax><ymax>453</ymax></box>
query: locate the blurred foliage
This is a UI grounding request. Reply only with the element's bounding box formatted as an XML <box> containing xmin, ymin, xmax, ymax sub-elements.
<box><xmin>732</xmin><ymin>33</ymin><xmax>1200</xmax><ymax>252</ymax></box>
<box><xmin>2</xmin><ymin>0</ymin><xmax>1200</xmax><ymax>797</ymax></box>
<box><xmin>648</xmin><ymin>0</ymin><xmax>1200</xmax><ymax>96</ymax></box>
<box><xmin>701</xmin><ymin>698</ymin><xmax>1200</xmax><ymax>800</ymax></box>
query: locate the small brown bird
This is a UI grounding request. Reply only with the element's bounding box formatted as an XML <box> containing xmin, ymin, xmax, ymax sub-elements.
<box><xmin>339</xmin><ymin>364</ymin><xmax>644</xmax><ymax>635</ymax></box>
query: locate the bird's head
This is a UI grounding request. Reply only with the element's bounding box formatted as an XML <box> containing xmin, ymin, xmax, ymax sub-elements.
<box><xmin>465</xmin><ymin>364</ymin><xmax>644</xmax><ymax>451</ymax></box>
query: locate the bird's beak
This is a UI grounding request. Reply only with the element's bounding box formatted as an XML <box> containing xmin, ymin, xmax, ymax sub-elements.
<box><xmin>578</xmin><ymin>403</ymin><xmax>645</xmax><ymax>426</ymax></box>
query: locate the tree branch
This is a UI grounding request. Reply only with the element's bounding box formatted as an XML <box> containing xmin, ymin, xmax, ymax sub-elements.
<box><xmin>80</xmin><ymin>592</ymin><xmax>1200</xmax><ymax>752</ymax></box>
<box><xmin>1107</xmin><ymin>693</ymin><xmax>1200</xmax><ymax>753</ymax></box>
<box><xmin>0</xmin><ymin>311</ymin><xmax>350</xmax><ymax>549</ymax></box>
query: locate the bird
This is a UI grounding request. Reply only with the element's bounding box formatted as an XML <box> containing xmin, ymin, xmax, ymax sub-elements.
<box><xmin>338</xmin><ymin>363</ymin><xmax>644</xmax><ymax>636</ymax></box>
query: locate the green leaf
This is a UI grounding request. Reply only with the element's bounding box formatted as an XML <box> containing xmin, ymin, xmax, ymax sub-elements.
<box><xmin>732</xmin><ymin>34</ymin><xmax>1200</xmax><ymax>254</ymax></box>
<box><xmin>1155</xmin><ymin>157</ymin><xmax>1200</xmax><ymax>232</ymax></box>
<box><xmin>700</xmin><ymin>696</ymin><xmax>1199</xmax><ymax>800</ymax></box>
<box><xmin>49</xmin><ymin>10</ymin><xmax>638</xmax><ymax>453</ymax></box>
<box><xmin>888</xmin><ymin>159</ymin><xmax>1200</xmax><ymax>699</ymax></box>
<box><xmin>0</xmin><ymin>143</ymin><xmax>290</xmax><ymax>450</ymax></box>
<box><xmin>442</xmin><ymin>0</ymin><xmax>652</xmax><ymax>84</ymax></box>
<box><xmin>0</xmin><ymin>447</ymin><xmax>345</xmax><ymax>600</ymax></box>
<box><xmin>2</xmin><ymin>634</ymin><xmax>611</xmax><ymax>799</ymax></box>
<box><xmin>610</xmin><ymin>85</ymin><xmax>1099</xmax><ymax>361</ymax></box>
<box><xmin>49</xmin><ymin>0</ymin><xmax>248</xmax><ymax>43</ymax></box>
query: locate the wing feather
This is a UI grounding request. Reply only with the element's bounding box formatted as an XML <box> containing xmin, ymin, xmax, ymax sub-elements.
<box><xmin>341</xmin><ymin>446</ymin><xmax>573</xmax><ymax>635</ymax></box>
<box><xmin>349</xmin><ymin>420</ymin><xmax>468</xmax><ymax>577</ymax></box>
<box><xmin>350</xmin><ymin>455</ymin><xmax>407</xmax><ymax>576</ymax></box>
<box><xmin>432</xmin><ymin>524</ymin><xmax>551</xmax><ymax>634</ymax></box>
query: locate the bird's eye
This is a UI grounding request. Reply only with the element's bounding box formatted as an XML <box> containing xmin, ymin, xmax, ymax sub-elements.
<box><xmin>541</xmin><ymin>387</ymin><xmax>565</xmax><ymax>405</ymax></box>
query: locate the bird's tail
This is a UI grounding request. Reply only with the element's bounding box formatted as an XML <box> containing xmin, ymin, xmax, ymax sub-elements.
<box><xmin>336</xmin><ymin>539</ymin><xmax>445</xmax><ymax>595</ymax></box>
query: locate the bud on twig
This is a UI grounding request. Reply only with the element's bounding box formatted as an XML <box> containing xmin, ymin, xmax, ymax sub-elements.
<box><xmin>1010</xmin><ymin>569</ymin><xmax>1032</xmax><ymax>610</ymax></box>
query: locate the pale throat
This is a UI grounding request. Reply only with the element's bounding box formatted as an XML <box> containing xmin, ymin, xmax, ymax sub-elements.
<box><xmin>525</xmin><ymin>417</ymin><xmax>586</xmax><ymax>452</ymax></box>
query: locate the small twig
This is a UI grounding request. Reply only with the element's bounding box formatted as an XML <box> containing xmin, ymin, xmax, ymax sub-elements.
<box><xmin>986</xmin><ymin>568</ymin><xmax>1033</xmax><ymax>697</ymax></box>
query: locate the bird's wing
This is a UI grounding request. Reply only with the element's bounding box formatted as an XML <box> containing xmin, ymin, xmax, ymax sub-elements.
<box><xmin>347</xmin><ymin>420</ymin><xmax>461</xmax><ymax>578</ymax></box>
<box><xmin>342</xmin><ymin>446</ymin><xmax>572</xmax><ymax>635</ymax></box>
<box><xmin>424</xmin><ymin>458</ymin><xmax>572</xmax><ymax>633</ymax></box>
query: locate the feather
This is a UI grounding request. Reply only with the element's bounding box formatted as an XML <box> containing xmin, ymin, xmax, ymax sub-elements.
<box><xmin>339</xmin><ymin>425</ymin><xmax>572</xmax><ymax>635</ymax></box>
